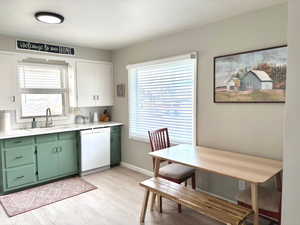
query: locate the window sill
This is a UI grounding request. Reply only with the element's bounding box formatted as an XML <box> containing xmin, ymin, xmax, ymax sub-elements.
<box><xmin>128</xmin><ymin>135</ymin><xmax>192</xmax><ymax>146</ymax></box>
<box><xmin>129</xmin><ymin>136</ymin><xmax>150</xmax><ymax>144</ymax></box>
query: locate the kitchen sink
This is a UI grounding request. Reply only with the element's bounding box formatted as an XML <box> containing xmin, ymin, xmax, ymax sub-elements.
<box><xmin>25</xmin><ymin>125</ymin><xmax>73</xmax><ymax>132</ymax></box>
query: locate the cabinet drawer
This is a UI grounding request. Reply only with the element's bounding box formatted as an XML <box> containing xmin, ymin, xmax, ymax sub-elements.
<box><xmin>36</xmin><ymin>134</ymin><xmax>58</xmax><ymax>144</ymax></box>
<box><xmin>4</xmin><ymin>137</ymin><xmax>34</xmax><ymax>148</ymax></box>
<box><xmin>4</xmin><ymin>146</ymin><xmax>35</xmax><ymax>168</ymax></box>
<box><xmin>59</xmin><ymin>132</ymin><xmax>77</xmax><ymax>141</ymax></box>
<box><xmin>6</xmin><ymin>165</ymin><xmax>36</xmax><ymax>189</ymax></box>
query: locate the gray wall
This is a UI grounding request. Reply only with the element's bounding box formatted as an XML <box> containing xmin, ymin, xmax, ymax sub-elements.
<box><xmin>0</xmin><ymin>34</ymin><xmax>112</xmax><ymax>61</ymax></box>
<box><xmin>282</xmin><ymin>1</ymin><xmax>299</xmax><ymax>224</ymax></box>
<box><xmin>112</xmin><ymin>4</ymin><xmax>287</xmax><ymax>200</ymax></box>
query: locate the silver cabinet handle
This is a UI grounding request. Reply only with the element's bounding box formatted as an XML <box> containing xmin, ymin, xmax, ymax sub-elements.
<box><xmin>11</xmin><ymin>96</ymin><xmax>16</xmax><ymax>103</ymax></box>
<box><xmin>15</xmin><ymin>156</ymin><xmax>24</xmax><ymax>159</ymax></box>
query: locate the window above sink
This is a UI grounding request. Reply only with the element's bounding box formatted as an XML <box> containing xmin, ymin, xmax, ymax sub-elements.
<box><xmin>17</xmin><ymin>63</ymin><xmax>69</xmax><ymax>119</ymax></box>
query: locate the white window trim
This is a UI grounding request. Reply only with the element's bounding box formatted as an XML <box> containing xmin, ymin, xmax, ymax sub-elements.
<box><xmin>128</xmin><ymin>52</ymin><xmax>198</xmax><ymax>147</ymax></box>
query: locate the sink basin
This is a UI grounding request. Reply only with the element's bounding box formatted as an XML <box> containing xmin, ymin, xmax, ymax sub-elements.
<box><xmin>25</xmin><ymin>125</ymin><xmax>72</xmax><ymax>132</ymax></box>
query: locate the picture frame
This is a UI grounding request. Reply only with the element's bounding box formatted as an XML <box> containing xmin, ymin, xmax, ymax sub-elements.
<box><xmin>214</xmin><ymin>45</ymin><xmax>287</xmax><ymax>103</ymax></box>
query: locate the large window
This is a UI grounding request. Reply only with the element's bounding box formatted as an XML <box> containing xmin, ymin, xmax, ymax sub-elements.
<box><xmin>18</xmin><ymin>63</ymin><xmax>67</xmax><ymax>118</ymax></box>
<box><xmin>128</xmin><ymin>53</ymin><xmax>197</xmax><ymax>145</ymax></box>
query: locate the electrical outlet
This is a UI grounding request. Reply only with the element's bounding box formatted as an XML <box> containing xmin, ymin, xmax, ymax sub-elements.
<box><xmin>238</xmin><ymin>180</ymin><xmax>246</xmax><ymax>191</ymax></box>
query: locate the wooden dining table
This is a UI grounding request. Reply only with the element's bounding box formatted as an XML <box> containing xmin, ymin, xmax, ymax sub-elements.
<box><xmin>149</xmin><ymin>144</ymin><xmax>283</xmax><ymax>225</ymax></box>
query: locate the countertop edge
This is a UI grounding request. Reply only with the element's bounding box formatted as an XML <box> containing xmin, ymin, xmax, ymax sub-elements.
<box><xmin>0</xmin><ymin>122</ymin><xmax>123</xmax><ymax>140</ymax></box>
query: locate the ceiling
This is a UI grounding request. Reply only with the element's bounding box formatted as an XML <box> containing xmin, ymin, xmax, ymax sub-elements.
<box><xmin>0</xmin><ymin>0</ymin><xmax>286</xmax><ymax>50</ymax></box>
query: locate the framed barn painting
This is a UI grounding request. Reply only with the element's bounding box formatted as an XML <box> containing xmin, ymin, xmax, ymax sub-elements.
<box><xmin>214</xmin><ymin>45</ymin><xmax>287</xmax><ymax>103</ymax></box>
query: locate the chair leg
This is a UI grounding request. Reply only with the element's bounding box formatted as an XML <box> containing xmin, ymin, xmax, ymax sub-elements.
<box><xmin>140</xmin><ymin>189</ymin><xmax>150</xmax><ymax>224</ymax></box>
<box><xmin>178</xmin><ymin>204</ymin><xmax>182</xmax><ymax>213</ymax></box>
<box><xmin>191</xmin><ymin>174</ymin><xmax>196</xmax><ymax>189</ymax></box>
<box><xmin>158</xmin><ymin>195</ymin><xmax>162</xmax><ymax>213</ymax></box>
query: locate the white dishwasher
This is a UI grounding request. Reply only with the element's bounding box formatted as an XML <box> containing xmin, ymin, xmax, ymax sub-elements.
<box><xmin>80</xmin><ymin>127</ymin><xmax>111</xmax><ymax>174</ymax></box>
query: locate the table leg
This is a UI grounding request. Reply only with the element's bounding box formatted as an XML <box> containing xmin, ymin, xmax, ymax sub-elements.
<box><xmin>275</xmin><ymin>171</ymin><xmax>282</xmax><ymax>192</ymax></box>
<box><xmin>154</xmin><ymin>158</ymin><xmax>161</xmax><ymax>177</ymax></box>
<box><xmin>251</xmin><ymin>183</ymin><xmax>259</xmax><ymax>225</ymax></box>
<box><xmin>150</xmin><ymin>158</ymin><xmax>161</xmax><ymax>211</ymax></box>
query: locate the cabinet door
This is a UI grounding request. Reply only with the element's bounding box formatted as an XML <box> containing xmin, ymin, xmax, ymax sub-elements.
<box><xmin>76</xmin><ymin>61</ymin><xmax>113</xmax><ymax>107</ymax></box>
<box><xmin>36</xmin><ymin>142</ymin><xmax>60</xmax><ymax>180</ymax></box>
<box><xmin>94</xmin><ymin>63</ymin><xmax>114</xmax><ymax>106</ymax></box>
<box><xmin>0</xmin><ymin>53</ymin><xmax>17</xmax><ymax>110</ymax></box>
<box><xmin>76</xmin><ymin>61</ymin><xmax>98</xmax><ymax>107</ymax></box>
<box><xmin>58</xmin><ymin>139</ymin><xmax>78</xmax><ymax>175</ymax></box>
<box><xmin>110</xmin><ymin>126</ymin><xmax>121</xmax><ymax>166</ymax></box>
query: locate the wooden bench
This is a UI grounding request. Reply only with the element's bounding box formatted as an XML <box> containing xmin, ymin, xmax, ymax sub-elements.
<box><xmin>140</xmin><ymin>178</ymin><xmax>253</xmax><ymax>225</ymax></box>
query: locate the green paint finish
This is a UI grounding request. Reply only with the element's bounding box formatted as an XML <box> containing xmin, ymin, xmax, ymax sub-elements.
<box><xmin>4</xmin><ymin>136</ymin><xmax>34</xmax><ymax>148</ymax></box>
<box><xmin>36</xmin><ymin>134</ymin><xmax>58</xmax><ymax>144</ymax></box>
<box><xmin>4</xmin><ymin>146</ymin><xmax>35</xmax><ymax>168</ymax></box>
<box><xmin>110</xmin><ymin>126</ymin><xmax>121</xmax><ymax>166</ymax></box>
<box><xmin>59</xmin><ymin>132</ymin><xmax>77</xmax><ymax>141</ymax></box>
<box><xmin>36</xmin><ymin>142</ymin><xmax>60</xmax><ymax>180</ymax></box>
<box><xmin>58</xmin><ymin>140</ymin><xmax>78</xmax><ymax>174</ymax></box>
<box><xmin>5</xmin><ymin>164</ymin><xmax>36</xmax><ymax>188</ymax></box>
<box><xmin>35</xmin><ymin>132</ymin><xmax>79</xmax><ymax>182</ymax></box>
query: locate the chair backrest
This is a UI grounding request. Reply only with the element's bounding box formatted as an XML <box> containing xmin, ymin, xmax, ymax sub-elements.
<box><xmin>148</xmin><ymin>128</ymin><xmax>170</xmax><ymax>152</ymax></box>
<box><xmin>148</xmin><ymin>128</ymin><xmax>170</xmax><ymax>169</ymax></box>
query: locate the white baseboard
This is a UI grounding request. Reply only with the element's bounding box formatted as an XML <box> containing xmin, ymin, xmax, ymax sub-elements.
<box><xmin>120</xmin><ymin>161</ymin><xmax>235</xmax><ymax>203</ymax></box>
<box><xmin>121</xmin><ymin>161</ymin><xmax>153</xmax><ymax>177</ymax></box>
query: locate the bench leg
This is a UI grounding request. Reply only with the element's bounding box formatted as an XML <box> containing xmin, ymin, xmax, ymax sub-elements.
<box><xmin>140</xmin><ymin>189</ymin><xmax>150</xmax><ymax>224</ymax></box>
<box><xmin>150</xmin><ymin>193</ymin><xmax>156</xmax><ymax>211</ymax></box>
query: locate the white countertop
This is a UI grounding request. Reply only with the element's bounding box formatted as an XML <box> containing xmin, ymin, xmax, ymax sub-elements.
<box><xmin>0</xmin><ymin>121</ymin><xmax>123</xmax><ymax>140</ymax></box>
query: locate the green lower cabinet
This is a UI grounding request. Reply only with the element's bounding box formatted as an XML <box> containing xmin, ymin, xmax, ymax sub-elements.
<box><xmin>110</xmin><ymin>126</ymin><xmax>121</xmax><ymax>166</ymax></box>
<box><xmin>36</xmin><ymin>142</ymin><xmax>60</xmax><ymax>180</ymax></box>
<box><xmin>0</xmin><ymin>131</ymin><xmax>79</xmax><ymax>193</ymax></box>
<box><xmin>37</xmin><ymin>134</ymin><xmax>78</xmax><ymax>181</ymax></box>
<box><xmin>58</xmin><ymin>139</ymin><xmax>78</xmax><ymax>175</ymax></box>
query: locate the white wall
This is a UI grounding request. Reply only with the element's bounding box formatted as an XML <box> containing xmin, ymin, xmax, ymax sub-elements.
<box><xmin>112</xmin><ymin>4</ymin><xmax>287</xmax><ymax>199</ymax></box>
<box><xmin>282</xmin><ymin>0</ymin><xmax>300</xmax><ymax>224</ymax></box>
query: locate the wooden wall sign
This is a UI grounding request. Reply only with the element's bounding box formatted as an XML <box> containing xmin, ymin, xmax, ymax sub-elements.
<box><xmin>16</xmin><ymin>40</ymin><xmax>75</xmax><ymax>56</ymax></box>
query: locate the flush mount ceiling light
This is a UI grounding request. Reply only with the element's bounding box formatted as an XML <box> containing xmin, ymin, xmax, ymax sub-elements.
<box><xmin>35</xmin><ymin>12</ymin><xmax>64</xmax><ymax>24</ymax></box>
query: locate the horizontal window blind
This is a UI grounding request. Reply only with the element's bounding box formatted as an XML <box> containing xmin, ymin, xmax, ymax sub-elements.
<box><xmin>129</xmin><ymin>55</ymin><xmax>196</xmax><ymax>144</ymax></box>
<box><xmin>18</xmin><ymin>65</ymin><xmax>62</xmax><ymax>89</ymax></box>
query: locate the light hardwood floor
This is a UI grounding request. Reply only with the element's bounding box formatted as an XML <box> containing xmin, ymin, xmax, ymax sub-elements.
<box><xmin>0</xmin><ymin>167</ymin><xmax>224</xmax><ymax>225</ymax></box>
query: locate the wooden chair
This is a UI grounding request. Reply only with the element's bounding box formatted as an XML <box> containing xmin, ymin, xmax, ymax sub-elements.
<box><xmin>236</xmin><ymin>174</ymin><xmax>282</xmax><ymax>225</ymax></box>
<box><xmin>148</xmin><ymin>128</ymin><xmax>196</xmax><ymax>213</ymax></box>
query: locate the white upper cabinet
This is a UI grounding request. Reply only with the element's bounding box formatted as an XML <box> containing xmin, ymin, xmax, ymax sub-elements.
<box><xmin>76</xmin><ymin>61</ymin><xmax>113</xmax><ymax>107</ymax></box>
<box><xmin>0</xmin><ymin>53</ymin><xmax>17</xmax><ymax>110</ymax></box>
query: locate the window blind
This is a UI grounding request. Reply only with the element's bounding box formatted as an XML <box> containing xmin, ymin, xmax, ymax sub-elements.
<box><xmin>129</xmin><ymin>54</ymin><xmax>197</xmax><ymax>144</ymax></box>
<box><xmin>18</xmin><ymin>65</ymin><xmax>62</xmax><ymax>89</ymax></box>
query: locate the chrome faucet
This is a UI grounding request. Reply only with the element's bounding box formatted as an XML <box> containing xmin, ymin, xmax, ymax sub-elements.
<box><xmin>45</xmin><ymin>108</ymin><xmax>53</xmax><ymax>128</ymax></box>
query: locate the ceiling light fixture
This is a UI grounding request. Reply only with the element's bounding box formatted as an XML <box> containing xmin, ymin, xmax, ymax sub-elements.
<box><xmin>35</xmin><ymin>12</ymin><xmax>64</xmax><ymax>24</ymax></box>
